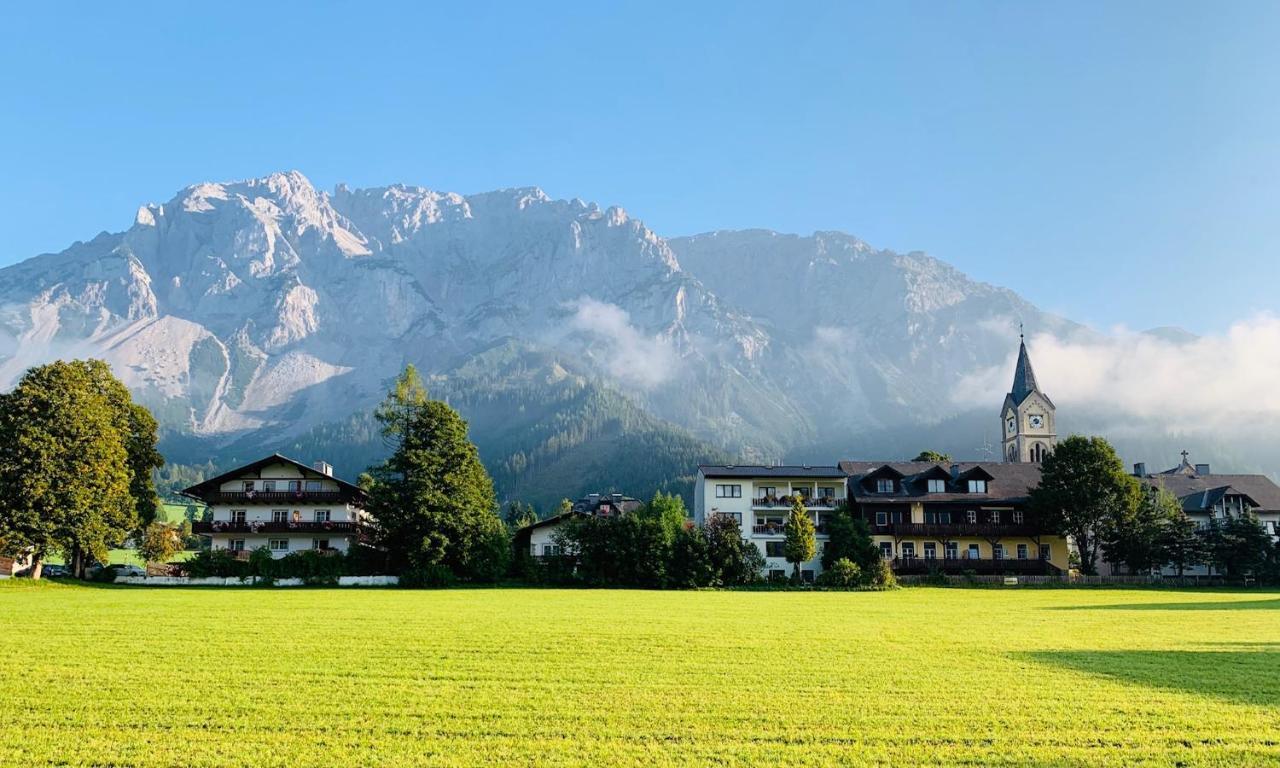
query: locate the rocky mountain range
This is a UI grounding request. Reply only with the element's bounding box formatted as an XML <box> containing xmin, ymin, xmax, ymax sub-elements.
<box><xmin>0</xmin><ymin>171</ymin><xmax>1251</xmax><ymax>509</ymax></box>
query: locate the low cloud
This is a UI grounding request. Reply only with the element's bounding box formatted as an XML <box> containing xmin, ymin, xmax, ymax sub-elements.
<box><xmin>566</xmin><ymin>297</ymin><xmax>677</xmax><ymax>389</ymax></box>
<box><xmin>953</xmin><ymin>313</ymin><xmax>1280</xmax><ymax>435</ymax></box>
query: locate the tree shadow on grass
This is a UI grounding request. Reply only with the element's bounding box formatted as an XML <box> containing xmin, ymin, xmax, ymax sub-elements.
<box><xmin>1048</xmin><ymin>598</ymin><xmax>1280</xmax><ymax>611</ymax></box>
<box><xmin>1021</xmin><ymin>648</ymin><xmax>1280</xmax><ymax>706</ymax></box>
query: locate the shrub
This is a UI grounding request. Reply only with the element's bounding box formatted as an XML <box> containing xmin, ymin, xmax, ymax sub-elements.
<box><xmin>871</xmin><ymin>558</ymin><xmax>898</xmax><ymax>588</ymax></box>
<box><xmin>183</xmin><ymin>549</ymin><xmax>250</xmax><ymax>579</ymax></box>
<box><xmin>399</xmin><ymin>564</ymin><xmax>457</xmax><ymax>589</ymax></box>
<box><xmin>816</xmin><ymin>558</ymin><xmax>861</xmax><ymax>587</ymax></box>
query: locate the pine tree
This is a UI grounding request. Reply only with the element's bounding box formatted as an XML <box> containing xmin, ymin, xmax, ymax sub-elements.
<box><xmin>784</xmin><ymin>496</ymin><xmax>816</xmax><ymax>581</ymax></box>
<box><xmin>365</xmin><ymin>366</ymin><xmax>508</xmax><ymax>580</ymax></box>
<box><xmin>1158</xmin><ymin>510</ymin><xmax>1207</xmax><ymax>577</ymax></box>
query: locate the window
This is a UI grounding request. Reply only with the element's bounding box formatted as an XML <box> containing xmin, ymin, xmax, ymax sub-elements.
<box><xmin>875</xmin><ymin>511</ymin><xmax>888</xmax><ymax>526</ymax></box>
<box><xmin>927</xmin><ymin>479</ymin><xmax>946</xmax><ymax>493</ymax></box>
<box><xmin>313</xmin><ymin>509</ymin><xmax>331</xmax><ymax>523</ymax></box>
<box><xmin>924</xmin><ymin>511</ymin><xmax>952</xmax><ymax>524</ymax></box>
<box><xmin>793</xmin><ymin>486</ymin><xmax>811</xmax><ymax>499</ymax></box>
<box><xmin>944</xmin><ymin>542</ymin><xmax>958</xmax><ymax>560</ymax></box>
<box><xmin>801</xmin><ymin>569</ymin><xmax>815</xmax><ymax>584</ymax></box>
<box><xmin>966</xmin><ymin>510</ymin><xmax>977</xmax><ymax>524</ymax></box>
<box><xmin>989</xmin><ymin>510</ymin><xmax>1001</xmax><ymax>525</ymax></box>
<box><xmin>967</xmin><ymin>480</ymin><xmax>988</xmax><ymax>493</ymax></box>
<box><xmin>242</xmin><ymin>481</ymin><xmax>255</xmax><ymax>492</ymax></box>
<box><xmin>1017</xmin><ymin>544</ymin><xmax>1029</xmax><ymax>560</ymax></box>
<box><xmin>269</xmin><ymin>539</ymin><xmax>288</xmax><ymax>551</ymax></box>
<box><xmin>769</xmin><ymin>569</ymin><xmax>786</xmax><ymax>580</ymax></box>
<box><xmin>1013</xmin><ymin>510</ymin><xmax>1024</xmax><ymax>524</ymax></box>
<box><xmin>305</xmin><ymin>480</ymin><xmax>323</xmax><ymax>492</ymax></box>
<box><xmin>880</xmin><ymin>542</ymin><xmax>893</xmax><ymax>559</ymax></box>
<box><xmin>541</xmin><ymin>544</ymin><xmax>563</xmax><ymax>557</ymax></box>
<box><xmin>1039</xmin><ymin>544</ymin><xmax>1052</xmax><ymax>561</ymax></box>
<box><xmin>967</xmin><ymin>544</ymin><xmax>980</xmax><ymax>560</ymax></box>
<box><xmin>1267</xmin><ymin>521</ymin><xmax>1277</xmax><ymax>536</ymax></box>
<box><xmin>758</xmin><ymin>486</ymin><xmax>777</xmax><ymax>498</ymax></box>
<box><xmin>876</xmin><ymin>479</ymin><xmax>895</xmax><ymax>493</ymax></box>
<box><xmin>900</xmin><ymin>542</ymin><xmax>916</xmax><ymax>560</ymax></box>
<box><xmin>1030</xmin><ymin>443</ymin><xmax>1047</xmax><ymax>463</ymax></box>
<box><xmin>765</xmin><ymin>541</ymin><xmax>785</xmax><ymax>558</ymax></box>
<box><xmin>713</xmin><ymin>511</ymin><xmax>742</xmax><ymax>524</ymax></box>
<box><xmin>272</xmin><ymin>509</ymin><xmax>288</xmax><ymax>524</ymax></box>
<box><xmin>923</xmin><ymin>543</ymin><xmax>937</xmax><ymax>560</ymax></box>
<box><xmin>993</xmin><ymin>544</ymin><xmax>1005</xmax><ymax>560</ymax></box>
<box><xmin>287</xmin><ymin>480</ymin><xmax>302</xmax><ymax>493</ymax></box>
<box><xmin>229</xmin><ymin>539</ymin><xmax>245</xmax><ymax>552</ymax></box>
<box><xmin>231</xmin><ymin>509</ymin><xmax>246</xmax><ymax>524</ymax></box>
<box><xmin>755</xmin><ymin>515</ymin><xmax>784</xmax><ymax>527</ymax></box>
<box><xmin>312</xmin><ymin>539</ymin><xmax>330</xmax><ymax>550</ymax></box>
<box><xmin>715</xmin><ymin>484</ymin><xmax>742</xmax><ymax>499</ymax></box>
<box><xmin>261</xmin><ymin>480</ymin><xmax>276</xmax><ymax>492</ymax></box>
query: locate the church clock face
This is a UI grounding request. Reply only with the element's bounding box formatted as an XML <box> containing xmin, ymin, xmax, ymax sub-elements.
<box><xmin>1029</xmin><ymin>414</ymin><xmax>1045</xmax><ymax>429</ymax></box>
<box><xmin>1006</xmin><ymin>416</ymin><xmax>1016</xmax><ymax>434</ymax></box>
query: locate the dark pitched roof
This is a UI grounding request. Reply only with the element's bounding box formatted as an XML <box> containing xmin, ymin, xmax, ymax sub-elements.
<box><xmin>839</xmin><ymin>460</ymin><xmax>1043</xmax><ymax>504</ymax></box>
<box><xmin>698</xmin><ymin>465</ymin><xmax>846</xmax><ymax>479</ymax></box>
<box><xmin>180</xmin><ymin>453</ymin><xmax>365</xmax><ymax>501</ymax></box>
<box><xmin>1010</xmin><ymin>339</ymin><xmax>1039</xmax><ymax>404</ymax></box>
<box><xmin>1142</xmin><ymin>473</ymin><xmax>1280</xmax><ymax>513</ymax></box>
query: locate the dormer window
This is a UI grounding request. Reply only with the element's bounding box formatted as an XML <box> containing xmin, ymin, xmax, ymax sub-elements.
<box><xmin>876</xmin><ymin>479</ymin><xmax>895</xmax><ymax>493</ymax></box>
<box><xmin>967</xmin><ymin>479</ymin><xmax>988</xmax><ymax>494</ymax></box>
<box><xmin>927</xmin><ymin>479</ymin><xmax>946</xmax><ymax>493</ymax></box>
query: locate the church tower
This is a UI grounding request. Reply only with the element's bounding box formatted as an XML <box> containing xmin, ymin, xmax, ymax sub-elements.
<box><xmin>1000</xmin><ymin>333</ymin><xmax>1056</xmax><ymax>463</ymax></box>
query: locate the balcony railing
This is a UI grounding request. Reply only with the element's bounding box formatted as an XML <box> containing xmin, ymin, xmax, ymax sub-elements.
<box><xmin>193</xmin><ymin>521</ymin><xmax>362</xmax><ymax>535</ymax></box>
<box><xmin>890</xmin><ymin>557</ymin><xmax>1056</xmax><ymax>575</ymax></box>
<box><xmin>201</xmin><ymin>490</ymin><xmax>351</xmax><ymax>505</ymax></box>
<box><xmin>752</xmin><ymin>496</ymin><xmax>840</xmax><ymax>509</ymax></box>
<box><xmin>752</xmin><ymin>523</ymin><xmax>829</xmax><ymax>535</ymax></box>
<box><xmin>870</xmin><ymin>522</ymin><xmax>1040</xmax><ymax>539</ymax></box>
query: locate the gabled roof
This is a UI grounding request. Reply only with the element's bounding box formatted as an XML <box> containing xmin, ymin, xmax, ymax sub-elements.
<box><xmin>698</xmin><ymin>465</ymin><xmax>846</xmax><ymax>479</ymax></box>
<box><xmin>180</xmin><ymin>453</ymin><xmax>365</xmax><ymax>501</ymax></box>
<box><xmin>839</xmin><ymin>461</ymin><xmax>1043</xmax><ymax>504</ymax></box>
<box><xmin>1143</xmin><ymin>472</ymin><xmax>1280</xmax><ymax>513</ymax></box>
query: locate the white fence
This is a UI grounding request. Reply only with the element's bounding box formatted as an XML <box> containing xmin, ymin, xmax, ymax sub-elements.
<box><xmin>114</xmin><ymin>575</ymin><xmax>399</xmax><ymax>587</ymax></box>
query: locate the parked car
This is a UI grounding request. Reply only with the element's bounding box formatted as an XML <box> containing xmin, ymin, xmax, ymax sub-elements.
<box><xmin>41</xmin><ymin>564</ymin><xmax>70</xmax><ymax>578</ymax></box>
<box><xmin>112</xmin><ymin>565</ymin><xmax>146</xmax><ymax>578</ymax></box>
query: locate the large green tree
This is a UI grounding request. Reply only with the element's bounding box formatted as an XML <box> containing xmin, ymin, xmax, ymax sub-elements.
<box><xmin>1028</xmin><ymin>435</ymin><xmax>1140</xmax><ymax>575</ymax></box>
<box><xmin>365</xmin><ymin>366</ymin><xmax>508</xmax><ymax>580</ymax></box>
<box><xmin>822</xmin><ymin>503</ymin><xmax>881</xmax><ymax>575</ymax></box>
<box><xmin>1158</xmin><ymin>509</ymin><xmax>1208</xmax><ymax>577</ymax></box>
<box><xmin>0</xmin><ymin>359</ymin><xmax>161</xmax><ymax>578</ymax></box>
<box><xmin>913</xmin><ymin>450</ymin><xmax>952</xmax><ymax>463</ymax></box>
<box><xmin>1206</xmin><ymin>512</ymin><xmax>1273</xmax><ymax>579</ymax></box>
<box><xmin>1102</xmin><ymin>486</ymin><xmax>1179</xmax><ymax>574</ymax></box>
<box><xmin>783</xmin><ymin>496</ymin><xmax>816</xmax><ymax>581</ymax></box>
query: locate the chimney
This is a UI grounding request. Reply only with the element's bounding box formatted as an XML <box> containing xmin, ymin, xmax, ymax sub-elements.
<box><xmin>1133</xmin><ymin>462</ymin><xmax>1146</xmax><ymax>477</ymax></box>
<box><xmin>1195</xmin><ymin>463</ymin><xmax>1211</xmax><ymax>476</ymax></box>
<box><xmin>312</xmin><ymin>460</ymin><xmax>333</xmax><ymax>477</ymax></box>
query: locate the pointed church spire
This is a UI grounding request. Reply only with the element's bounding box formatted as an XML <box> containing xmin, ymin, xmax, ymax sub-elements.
<box><xmin>1010</xmin><ymin>336</ymin><xmax>1039</xmax><ymax>404</ymax></box>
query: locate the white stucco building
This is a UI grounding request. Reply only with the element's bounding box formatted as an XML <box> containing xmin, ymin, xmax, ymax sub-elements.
<box><xmin>183</xmin><ymin>454</ymin><xmax>370</xmax><ymax>558</ymax></box>
<box><xmin>693</xmin><ymin>465</ymin><xmax>847</xmax><ymax>581</ymax></box>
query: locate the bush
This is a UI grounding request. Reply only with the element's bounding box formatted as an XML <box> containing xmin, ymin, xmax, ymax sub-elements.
<box><xmin>399</xmin><ymin>564</ymin><xmax>457</xmax><ymax>589</ymax></box>
<box><xmin>923</xmin><ymin>567</ymin><xmax>949</xmax><ymax>587</ymax></box>
<box><xmin>817</xmin><ymin>558</ymin><xmax>861</xmax><ymax>587</ymax></box>
<box><xmin>871</xmin><ymin>558</ymin><xmax>898</xmax><ymax>588</ymax></box>
<box><xmin>183</xmin><ymin>549</ymin><xmax>250</xmax><ymax>579</ymax></box>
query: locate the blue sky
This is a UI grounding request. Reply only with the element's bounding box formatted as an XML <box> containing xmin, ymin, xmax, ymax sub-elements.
<box><xmin>2</xmin><ymin>1</ymin><xmax>1278</xmax><ymax>332</ymax></box>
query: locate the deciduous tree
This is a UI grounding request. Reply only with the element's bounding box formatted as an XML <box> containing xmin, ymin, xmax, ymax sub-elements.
<box><xmin>1028</xmin><ymin>435</ymin><xmax>1140</xmax><ymax>575</ymax></box>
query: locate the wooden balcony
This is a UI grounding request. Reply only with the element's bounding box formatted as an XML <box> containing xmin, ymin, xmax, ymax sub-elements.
<box><xmin>890</xmin><ymin>557</ymin><xmax>1057</xmax><ymax>575</ymax></box>
<box><xmin>201</xmin><ymin>490</ymin><xmax>351</xmax><ymax>505</ymax></box>
<box><xmin>870</xmin><ymin>522</ymin><xmax>1041</xmax><ymax>539</ymax></box>
<box><xmin>193</xmin><ymin>521</ymin><xmax>363</xmax><ymax>535</ymax></box>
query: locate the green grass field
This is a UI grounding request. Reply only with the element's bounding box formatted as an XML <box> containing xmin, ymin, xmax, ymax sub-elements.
<box><xmin>1</xmin><ymin>583</ymin><xmax>1277</xmax><ymax>767</ymax></box>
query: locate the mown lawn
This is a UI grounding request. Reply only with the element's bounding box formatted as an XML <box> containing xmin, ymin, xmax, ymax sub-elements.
<box><xmin>1</xmin><ymin>583</ymin><xmax>1277</xmax><ymax>767</ymax></box>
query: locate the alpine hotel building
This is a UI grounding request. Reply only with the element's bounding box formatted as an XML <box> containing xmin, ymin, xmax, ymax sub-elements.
<box><xmin>695</xmin><ymin>337</ymin><xmax>1070</xmax><ymax>578</ymax></box>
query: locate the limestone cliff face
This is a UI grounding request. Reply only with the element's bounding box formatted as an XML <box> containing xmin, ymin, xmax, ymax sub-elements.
<box><xmin>0</xmin><ymin>171</ymin><xmax>1075</xmax><ymax>457</ymax></box>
